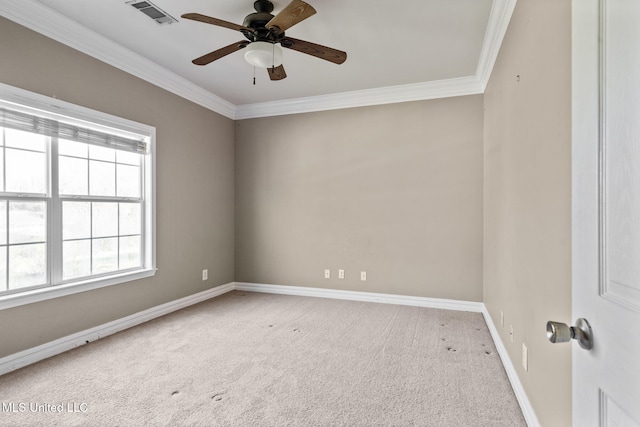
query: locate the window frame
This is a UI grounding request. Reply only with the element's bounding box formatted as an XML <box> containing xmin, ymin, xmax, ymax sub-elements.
<box><xmin>0</xmin><ymin>83</ymin><xmax>156</xmax><ymax>310</ymax></box>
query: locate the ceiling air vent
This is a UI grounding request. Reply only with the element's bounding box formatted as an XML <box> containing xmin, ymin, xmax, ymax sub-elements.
<box><xmin>127</xmin><ymin>1</ymin><xmax>178</xmax><ymax>25</ymax></box>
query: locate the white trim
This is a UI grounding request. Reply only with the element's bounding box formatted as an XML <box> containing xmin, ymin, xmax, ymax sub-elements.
<box><xmin>0</xmin><ymin>283</ymin><xmax>235</xmax><ymax>376</ymax></box>
<box><xmin>0</xmin><ymin>269</ymin><xmax>157</xmax><ymax>311</ymax></box>
<box><xmin>476</xmin><ymin>0</ymin><xmax>518</xmax><ymax>90</ymax></box>
<box><xmin>237</xmin><ymin>0</ymin><xmax>517</xmax><ymax>119</ymax></box>
<box><xmin>234</xmin><ymin>282</ymin><xmax>483</xmax><ymax>312</ymax></box>
<box><xmin>0</xmin><ymin>0</ymin><xmax>515</xmax><ymax>119</ymax></box>
<box><xmin>0</xmin><ymin>0</ymin><xmax>236</xmax><ymax>120</ymax></box>
<box><xmin>238</xmin><ymin>281</ymin><xmax>537</xmax><ymax>425</ymax></box>
<box><xmin>0</xmin><ymin>280</ymin><xmax>538</xmax><ymax>426</ymax></box>
<box><xmin>0</xmin><ymin>270</ymin><xmax>157</xmax><ymax>310</ymax></box>
<box><xmin>234</xmin><ymin>77</ymin><xmax>484</xmax><ymax>120</ymax></box>
<box><xmin>482</xmin><ymin>306</ymin><xmax>540</xmax><ymax>427</ymax></box>
<box><xmin>0</xmin><ymin>82</ymin><xmax>154</xmax><ymax>138</ymax></box>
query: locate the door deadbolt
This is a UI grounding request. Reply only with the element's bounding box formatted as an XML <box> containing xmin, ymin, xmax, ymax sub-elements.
<box><xmin>546</xmin><ymin>318</ymin><xmax>593</xmax><ymax>350</ymax></box>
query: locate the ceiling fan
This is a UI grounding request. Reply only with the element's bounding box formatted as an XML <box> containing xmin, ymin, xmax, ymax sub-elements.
<box><xmin>181</xmin><ymin>0</ymin><xmax>347</xmax><ymax>81</ymax></box>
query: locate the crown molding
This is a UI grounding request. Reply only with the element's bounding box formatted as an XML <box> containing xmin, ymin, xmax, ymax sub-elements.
<box><xmin>234</xmin><ymin>76</ymin><xmax>484</xmax><ymax>119</ymax></box>
<box><xmin>476</xmin><ymin>0</ymin><xmax>518</xmax><ymax>90</ymax></box>
<box><xmin>235</xmin><ymin>0</ymin><xmax>516</xmax><ymax>120</ymax></box>
<box><xmin>0</xmin><ymin>0</ymin><xmax>515</xmax><ymax>120</ymax></box>
<box><xmin>0</xmin><ymin>0</ymin><xmax>236</xmax><ymax>119</ymax></box>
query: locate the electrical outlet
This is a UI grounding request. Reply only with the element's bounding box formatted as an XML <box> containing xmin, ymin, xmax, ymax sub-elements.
<box><xmin>324</xmin><ymin>269</ymin><xmax>331</xmax><ymax>279</ymax></box>
<box><xmin>360</xmin><ymin>271</ymin><xmax>367</xmax><ymax>281</ymax></box>
<box><xmin>338</xmin><ymin>269</ymin><xmax>345</xmax><ymax>279</ymax></box>
<box><xmin>501</xmin><ymin>310</ymin><xmax>504</xmax><ymax>327</ymax></box>
<box><xmin>202</xmin><ymin>269</ymin><xmax>208</xmax><ymax>281</ymax></box>
<box><xmin>509</xmin><ymin>325</ymin><xmax>514</xmax><ymax>343</ymax></box>
<box><xmin>522</xmin><ymin>343</ymin><xmax>528</xmax><ymax>372</ymax></box>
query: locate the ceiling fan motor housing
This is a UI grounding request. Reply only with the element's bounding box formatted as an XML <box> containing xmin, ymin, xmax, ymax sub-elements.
<box><xmin>245</xmin><ymin>0</ymin><xmax>273</xmax><ymax>31</ymax></box>
<box><xmin>253</xmin><ymin>0</ymin><xmax>274</xmax><ymax>13</ymax></box>
<box><xmin>243</xmin><ymin>12</ymin><xmax>274</xmax><ymax>32</ymax></box>
<box><xmin>242</xmin><ymin>0</ymin><xmax>287</xmax><ymax>44</ymax></box>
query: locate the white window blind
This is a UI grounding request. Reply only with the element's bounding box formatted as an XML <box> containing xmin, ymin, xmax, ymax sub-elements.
<box><xmin>0</xmin><ymin>107</ymin><xmax>147</xmax><ymax>154</ymax></box>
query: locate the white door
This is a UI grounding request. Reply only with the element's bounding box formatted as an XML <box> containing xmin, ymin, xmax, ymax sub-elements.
<box><xmin>572</xmin><ymin>0</ymin><xmax>640</xmax><ymax>426</ymax></box>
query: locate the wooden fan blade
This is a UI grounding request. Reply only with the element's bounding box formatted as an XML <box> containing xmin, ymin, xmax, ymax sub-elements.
<box><xmin>265</xmin><ymin>0</ymin><xmax>316</xmax><ymax>34</ymax></box>
<box><xmin>181</xmin><ymin>13</ymin><xmax>255</xmax><ymax>33</ymax></box>
<box><xmin>268</xmin><ymin>65</ymin><xmax>287</xmax><ymax>81</ymax></box>
<box><xmin>192</xmin><ymin>41</ymin><xmax>247</xmax><ymax>66</ymax></box>
<box><xmin>281</xmin><ymin>37</ymin><xmax>347</xmax><ymax>64</ymax></box>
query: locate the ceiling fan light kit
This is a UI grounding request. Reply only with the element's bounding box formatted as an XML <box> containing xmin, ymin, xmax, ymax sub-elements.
<box><xmin>244</xmin><ymin>41</ymin><xmax>283</xmax><ymax>68</ymax></box>
<box><xmin>182</xmin><ymin>0</ymin><xmax>347</xmax><ymax>81</ymax></box>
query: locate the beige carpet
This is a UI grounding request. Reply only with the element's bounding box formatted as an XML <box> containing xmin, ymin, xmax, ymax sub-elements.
<box><xmin>0</xmin><ymin>291</ymin><xmax>526</xmax><ymax>426</ymax></box>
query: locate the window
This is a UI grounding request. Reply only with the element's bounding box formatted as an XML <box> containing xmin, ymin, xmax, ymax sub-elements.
<box><xmin>0</xmin><ymin>84</ymin><xmax>155</xmax><ymax>308</ymax></box>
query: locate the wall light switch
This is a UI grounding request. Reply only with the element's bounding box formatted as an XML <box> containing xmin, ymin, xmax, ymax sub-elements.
<box><xmin>360</xmin><ymin>271</ymin><xmax>367</xmax><ymax>281</ymax></box>
<box><xmin>202</xmin><ymin>269</ymin><xmax>208</xmax><ymax>281</ymax></box>
<box><xmin>338</xmin><ymin>269</ymin><xmax>345</xmax><ymax>279</ymax></box>
<box><xmin>324</xmin><ymin>269</ymin><xmax>331</xmax><ymax>279</ymax></box>
<box><xmin>522</xmin><ymin>343</ymin><xmax>528</xmax><ymax>372</ymax></box>
<box><xmin>509</xmin><ymin>325</ymin><xmax>514</xmax><ymax>343</ymax></box>
<box><xmin>501</xmin><ymin>310</ymin><xmax>504</xmax><ymax>327</ymax></box>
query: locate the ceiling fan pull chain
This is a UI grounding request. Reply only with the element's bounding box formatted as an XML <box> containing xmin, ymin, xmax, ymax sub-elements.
<box><xmin>253</xmin><ymin>66</ymin><xmax>256</xmax><ymax>85</ymax></box>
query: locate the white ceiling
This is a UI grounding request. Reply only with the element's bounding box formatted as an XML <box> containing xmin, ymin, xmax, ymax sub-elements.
<box><xmin>0</xmin><ymin>0</ymin><xmax>515</xmax><ymax>119</ymax></box>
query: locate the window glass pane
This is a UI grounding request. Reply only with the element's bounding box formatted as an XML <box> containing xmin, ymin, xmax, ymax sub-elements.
<box><xmin>5</xmin><ymin>148</ymin><xmax>47</xmax><ymax>194</ymax></box>
<box><xmin>9</xmin><ymin>201</ymin><xmax>46</xmax><ymax>244</ymax></box>
<box><xmin>117</xmin><ymin>164</ymin><xmax>140</xmax><ymax>198</ymax></box>
<box><xmin>0</xmin><ymin>127</ymin><xmax>4</xmax><ymax>146</ymax></box>
<box><xmin>92</xmin><ymin>202</ymin><xmax>118</xmax><ymax>238</ymax></box>
<box><xmin>119</xmin><ymin>203</ymin><xmax>141</xmax><ymax>236</ymax></box>
<box><xmin>92</xmin><ymin>237</ymin><xmax>117</xmax><ymax>274</ymax></box>
<box><xmin>5</xmin><ymin>128</ymin><xmax>45</xmax><ymax>151</ymax></box>
<box><xmin>63</xmin><ymin>202</ymin><xmax>91</xmax><ymax>240</ymax></box>
<box><xmin>59</xmin><ymin>139</ymin><xmax>88</xmax><ymax>158</ymax></box>
<box><xmin>9</xmin><ymin>243</ymin><xmax>46</xmax><ymax>289</ymax></box>
<box><xmin>89</xmin><ymin>145</ymin><xmax>115</xmax><ymax>162</ymax></box>
<box><xmin>59</xmin><ymin>156</ymin><xmax>88</xmax><ymax>196</ymax></box>
<box><xmin>119</xmin><ymin>235</ymin><xmax>141</xmax><ymax>270</ymax></box>
<box><xmin>63</xmin><ymin>239</ymin><xmax>91</xmax><ymax>280</ymax></box>
<box><xmin>0</xmin><ymin>246</ymin><xmax>6</xmax><ymax>292</ymax></box>
<box><xmin>89</xmin><ymin>160</ymin><xmax>115</xmax><ymax>196</ymax></box>
<box><xmin>116</xmin><ymin>150</ymin><xmax>140</xmax><ymax>166</ymax></box>
<box><xmin>0</xmin><ymin>201</ymin><xmax>6</xmax><ymax>245</ymax></box>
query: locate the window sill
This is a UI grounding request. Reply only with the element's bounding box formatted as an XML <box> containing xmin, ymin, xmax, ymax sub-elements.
<box><xmin>0</xmin><ymin>268</ymin><xmax>157</xmax><ymax>310</ymax></box>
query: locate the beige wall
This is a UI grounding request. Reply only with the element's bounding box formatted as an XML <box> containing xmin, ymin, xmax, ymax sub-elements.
<box><xmin>483</xmin><ymin>0</ymin><xmax>572</xmax><ymax>426</ymax></box>
<box><xmin>235</xmin><ymin>97</ymin><xmax>484</xmax><ymax>301</ymax></box>
<box><xmin>0</xmin><ymin>17</ymin><xmax>235</xmax><ymax>358</ymax></box>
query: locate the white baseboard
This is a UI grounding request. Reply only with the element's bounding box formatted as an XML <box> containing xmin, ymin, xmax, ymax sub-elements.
<box><xmin>0</xmin><ymin>280</ymin><xmax>537</xmax><ymax>427</ymax></box>
<box><xmin>481</xmin><ymin>306</ymin><xmax>540</xmax><ymax>427</ymax></box>
<box><xmin>234</xmin><ymin>282</ymin><xmax>484</xmax><ymax>312</ymax></box>
<box><xmin>237</xmin><ymin>282</ymin><xmax>537</xmax><ymax>425</ymax></box>
<box><xmin>0</xmin><ymin>282</ymin><xmax>235</xmax><ymax>376</ymax></box>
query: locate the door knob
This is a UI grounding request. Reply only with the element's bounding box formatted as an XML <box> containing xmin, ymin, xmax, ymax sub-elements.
<box><xmin>546</xmin><ymin>318</ymin><xmax>593</xmax><ymax>350</ymax></box>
